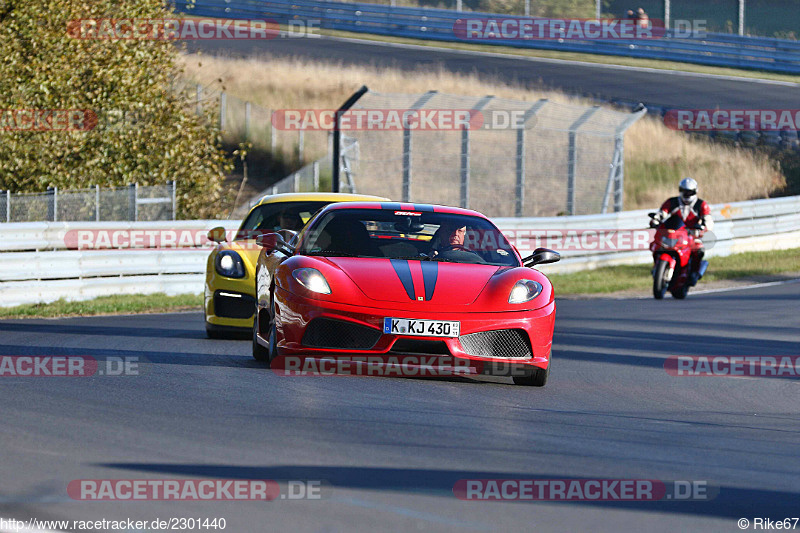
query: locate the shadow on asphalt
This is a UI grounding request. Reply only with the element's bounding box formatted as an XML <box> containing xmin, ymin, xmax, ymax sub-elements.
<box><xmin>98</xmin><ymin>462</ymin><xmax>800</xmax><ymax>519</ymax></box>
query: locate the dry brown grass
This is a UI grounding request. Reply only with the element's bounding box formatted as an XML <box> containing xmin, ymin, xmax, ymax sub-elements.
<box><xmin>180</xmin><ymin>53</ymin><xmax>785</xmax><ymax>210</ymax></box>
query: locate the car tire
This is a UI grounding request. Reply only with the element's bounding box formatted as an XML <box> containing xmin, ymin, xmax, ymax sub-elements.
<box><xmin>513</xmin><ymin>362</ymin><xmax>549</xmax><ymax>387</ymax></box>
<box><xmin>252</xmin><ymin>310</ymin><xmax>270</xmax><ymax>362</ymax></box>
<box><xmin>653</xmin><ymin>259</ymin><xmax>668</xmax><ymax>300</ymax></box>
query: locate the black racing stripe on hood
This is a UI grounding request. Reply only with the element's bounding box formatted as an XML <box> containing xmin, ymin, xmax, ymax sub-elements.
<box><xmin>389</xmin><ymin>259</ymin><xmax>415</xmax><ymax>300</ymax></box>
<box><xmin>420</xmin><ymin>261</ymin><xmax>438</xmax><ymax>301</ymax></box>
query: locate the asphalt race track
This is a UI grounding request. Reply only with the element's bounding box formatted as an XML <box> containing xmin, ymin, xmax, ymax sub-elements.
<box><xmin>188</xmin><ymin>36</ymin><xmax>800</xmax><ymax>110</ymax></box>
<box><xmin>1</xmin><ymin>281</ymin><xmax>798</xmax><ymax>532</ymax></box>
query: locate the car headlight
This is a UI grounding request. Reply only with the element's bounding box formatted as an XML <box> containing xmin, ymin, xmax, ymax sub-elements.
<box><xmin>292</xmin><ymin>268</ymin><xmax>331</xmax><ymax>295</ymax></box>
<box><xmin>215</xmin><ymin>250</ymin><xmax>245</xmax><ymax>278</ymax></box>
<box><xmin>508</xmin><ymin>279</ymin><xmax>543</xmax><ymax>304</ymax></box>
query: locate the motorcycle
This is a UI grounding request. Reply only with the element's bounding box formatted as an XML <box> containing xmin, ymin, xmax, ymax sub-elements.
<box><xmin>648</xmin><ymin>212</ymin><xmax>709</xmax><ymax>300</ymax></box>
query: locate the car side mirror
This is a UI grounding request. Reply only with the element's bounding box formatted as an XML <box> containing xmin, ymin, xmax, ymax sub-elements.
<box><xmin>522</xmin><ymin>247</ymin><xmax>561</xmax><ymax>267</ymax></box>
<box><xmin>256</xmin><ymin>232</ymin><xmax>294</xmax><ymax>255</ymax></box>
<box><xmin>207</xmin><ymin>226</ymin><xmax>227</xmax><ymax>243</ymax></box>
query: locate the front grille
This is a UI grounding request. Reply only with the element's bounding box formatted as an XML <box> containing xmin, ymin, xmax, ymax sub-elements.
<box><xmin>302</xmin><ymin>318</ymin><xmax>382</xmax><ymax>350</ymax></box>
<box><xmin>213</xmin><ymin>290</ymin><xmax>255</xmax><ymax>319</ymax></box>
<box><xmin>459</xmin><ymin>329</ymin><xmax>532</xmax><ymax>359</ymax></box>
<box><xmin>389</xmin><ymin>338</ymin><xmax>451</xmax><ymax>355</ymax></box>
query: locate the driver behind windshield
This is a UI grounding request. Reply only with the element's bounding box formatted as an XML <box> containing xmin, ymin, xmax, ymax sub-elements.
<box><xmin>430</xmin><ymin>223</ymin><xmax>486</xmax><ymax>263</ymax></box>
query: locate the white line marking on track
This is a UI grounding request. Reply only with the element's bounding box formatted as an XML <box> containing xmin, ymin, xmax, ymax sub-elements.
<box><xmin>690</xmin><ymin>277</ymin><xmax>800</xmax><ymax>295</ymax></box>
<box><xmin>319</xmin><ymin>35</ymin><xmax>800</xmax><ymax>87</ymax></box>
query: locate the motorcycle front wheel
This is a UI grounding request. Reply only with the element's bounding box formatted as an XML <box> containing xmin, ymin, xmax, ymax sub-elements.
<box><xmin>653</xmin><ymin>259</ymin><xmax>668</xmax><ymax>299</ymax></box>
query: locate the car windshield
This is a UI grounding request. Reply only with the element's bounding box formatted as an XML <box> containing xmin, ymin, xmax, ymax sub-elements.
<box><xmin>297</xmin><ymin>209</ymin><xmax>519</xmax><ymax>266</ymax></box>
<box><xmin>235</xmin><ymin>201</ymin><xmax>331</xmax><ymax>240</ymax></box>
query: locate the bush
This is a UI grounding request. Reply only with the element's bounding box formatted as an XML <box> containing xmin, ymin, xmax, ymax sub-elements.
<box><xmin>0</xmin><ymin>0</ymin><xmax>231</xmax><ymax>218</ymax></box>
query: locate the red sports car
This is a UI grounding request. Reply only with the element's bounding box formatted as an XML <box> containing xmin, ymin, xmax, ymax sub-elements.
<box><xmin>253</xmin><ymin>202</ymin><xmax>560</xmax><ymax>386</ymax></box>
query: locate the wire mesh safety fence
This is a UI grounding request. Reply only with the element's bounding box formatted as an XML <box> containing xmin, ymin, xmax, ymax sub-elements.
<box><xmin>0</xmin><ymin>183</ymin><xmax>176</xmax><ymax>223</ymax></box>
<box><xmin>330</xmin><ymin>90</ymin><xmax>644</xmax><ymax>218</ymax></box>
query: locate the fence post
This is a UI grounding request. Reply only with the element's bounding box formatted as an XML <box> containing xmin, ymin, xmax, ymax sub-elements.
<box><xmin>460</xmin><ymin>96</ymin><xmax>493</xmax><ymax>209</ymax></box>
<box><xmin>566</xmin><ymin>106</ymin><xmax>599</xmax><ymax>216</ymax></box>
<box><xmin>333</xmin><ymin>85</ymin><xmax>369</xmax><ymax>193</ymax></box>
<box><xmin>196</xmin><ymin>84</ymin><xmax>203</xmax><ymax>116</ymax></box>
<box><xmin>664</xmin><ymin>0</ymin><xmax>670</xmax><ymax>30</ymax></box>
<box><xmin>5</xmin><ymin>190</ymin><xmax>10</xmax><ymax>223</ymax></box>
<box><xmin>298</xmin><ymin>130</ymin><xmax>304</xmax><ymax>164</ymax></box>
<box><xmin>128</xmin><ymin>183</ymin><xmax>136</xmax><ymax>221</ymax></box>
<box><xmin>171</xmin><ymin>179</ymin><xmax>177</xmax><ymax>220</ymax></box>
<box><xmin>313</xmin><ymin>161</ymin><xmax>320</xmax><ymax>191</ymax></box>
<box><xmin>95</xmin><ymin>184</ymin><xmax>100</xmax><ymax>221</ymax></box>
<box><xmin>46</xmin><ymin>186</ymin><xmax>56</xmax><ymax>222</ymax></box>
<box><xmin>402</xmin><ymin>91</ymin><xmax>438</xmax><ymax>202</ymax></box>
<box><xmin>219</xmin><ymin>92</ymin><xmax>227</xmax><ymax>131</ymax></box>
<box><xmin>271</xmin><ymin>112</ymin><xmax>277</xmax><ymax>154</ymax></box>
<box><xmin>245</xmin><ymin>101</ymin><xmax>251</xmax><ymax>141</ymax></box>
<box><xmin>515</xmin><ymin>99</ymin><xmax>548</xmax><ymax>217</ymax></box>
<box><xmin>738</xmin><ymin>0</ymin><xmax>745</xmax><ymax>35</ymax></box>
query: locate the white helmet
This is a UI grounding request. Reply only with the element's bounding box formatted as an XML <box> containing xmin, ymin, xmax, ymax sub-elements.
<box><xmin>678</xmin><ymin>177</ymin><xmax>698</xmax><ymax>205</ymax></box>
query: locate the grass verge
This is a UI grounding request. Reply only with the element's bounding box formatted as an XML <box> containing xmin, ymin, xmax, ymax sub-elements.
<box><xmin>549</xmin><ymin>248</ymin><xmax>800</xmax><ymax>295</ymax></box>
<box><xmin>0</xmin><ymin>293</ymin><xmax>203</xmax><ymax>319</ymax></box>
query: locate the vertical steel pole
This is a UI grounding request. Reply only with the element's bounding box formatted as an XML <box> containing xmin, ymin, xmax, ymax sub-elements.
<box><xmin>245</xmin><ymin>101</ymin><xmax>251</xmax><ymax>141</ymax></box>
<box><xmin>402</xmin><ymin>91</ymin><xmax>438</xmax><ymax>202</ymax></box>
<box><xmin>566</xmin><ymin>107</ymin><xmax>599</xmax><ymax>216</ymax></box>
<box><xmin>664</xmin><ymin>0</ymin><xmax>670</xmax><ymax>30</ymax></box>
<box><xmin>460</xmin><ymin>96</ymin><xmax>494</xmax><ymax>210</ymax></box>
<box><xmin>53</xmin><ymin>186</ymin><xmax>58</xmax><ymax>222</ymax></box>
<box><xmin>172</xmin><ymin>180</ymin><xmax>177</xmax><ymax>220</ymax></box>
<box><xmin>313</xmin><ymin>161</ymin><xmax>320</xmax><ymax>191</ymax></box>
<box><xmin>271</xmin><ymin>112</ymin><xmax>277</xmax><ymax>154</ymax></box>
<box><xmin>525</xmin><ymin>0</ymin><xmax>530</xmax><ymax>17</ymax></box>
<box><xmin>95</xmin><ymin>184</ymin><xmax>100</xmax><ymax>221</ymax></box>
<box><xmin>6</xmin><ymin>190</ymin><xmax>10</xmax><ymax>223</ymax></box>
<box><xmin>196</xmin><ymin>84</ymin><xmax>202</xmax><ymax>116</ymax></box>
<box><xmin>456</xmin><ymin>0</ymin><xmax>462</xmax><ymax>11</ymax></box>
<box><xmin>298</xmin><ymin>130</ymin><xmax>304</xmax><ymax>164</ymax></box>
<box><xmin>219</xmin><ymin>92</ymin><xmax>226</xmax><ymax>131</ymax></box>
<box><xmin>333</xmin><ymin>86</ymin><xmax>369</xmax><ymax>193</ymax></box>
<box><xmin>515</xmin><ymin>99</ymin><xmax>548</xmax><ymax>217</ymax></box>
<box><xmin>134</xmin><ymin>183</ymin><xmax>139</xmax><ymax>222</ymax></box>
<box><xmin>738</xmin><ymin>0</ymin><xmax>745</xmax><ymax>35</ymax></box>
<box><xmin>595</xmin><ymin>0</ymin><xmax>601</xmax><ymax>19</ymax></box>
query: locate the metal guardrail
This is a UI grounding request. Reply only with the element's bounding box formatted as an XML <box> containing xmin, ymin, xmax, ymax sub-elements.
<box><xmin>174</xmin><ymin>0</ymin><xmax>800</xmax><ymax>74</ymax></box>
<box><xmin>2</xmin><ymin>195</ymin><xmax>799</xmax><ymax>306</ymax></box>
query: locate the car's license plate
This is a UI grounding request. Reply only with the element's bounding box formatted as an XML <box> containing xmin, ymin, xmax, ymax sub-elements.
<box><xmin>383</xmin><ymin>318</ymin><xmax>460</xmax><ymax>337</ymax></box>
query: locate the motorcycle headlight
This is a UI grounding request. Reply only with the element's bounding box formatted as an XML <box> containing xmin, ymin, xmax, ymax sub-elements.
<box><xmin>215</xmin><ymin>250</ymin><xmax>245</xmax><ymax>278</ymax></box>
<box><xmin>660</xmin><ymin>237</ymin><xmax>678</xmax><ymax>248</ymax></box>
<box><xmin>508</xmin><ymin>279</ymin><xmax>543</xmax><ymax>304</ymax></box>
<box><xmin>292</xmin><ymin>268</ymin><xmax>331</xmax><ymax>295</ymax></box>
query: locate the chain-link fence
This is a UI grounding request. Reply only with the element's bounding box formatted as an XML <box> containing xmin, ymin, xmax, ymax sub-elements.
<box><xmin>0</xmin><ymin>183</ymin><xmax>176</xmax><ymax>223</ymax></box>
<box><xmin>322</xmin><ymin>91</ymin><xmax>644</xmax><ymax>218</ymax></box>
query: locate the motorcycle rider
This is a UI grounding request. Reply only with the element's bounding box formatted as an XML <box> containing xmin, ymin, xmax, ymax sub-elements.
<box><xmin>652</xmin><ymin>177</ymin><xmax>713</xmax><ymax>286</ymax></box>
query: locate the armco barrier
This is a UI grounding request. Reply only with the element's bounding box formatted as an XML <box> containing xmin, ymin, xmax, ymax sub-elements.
<box><xmin>174</xmin><ymin>0</ymin><xmax>800</xmax><ymax>74</ymax></box>
<box><xmin>0</xmin><ymin>195</ymin><xmax>798</xmax><ymax>306</ymax></box>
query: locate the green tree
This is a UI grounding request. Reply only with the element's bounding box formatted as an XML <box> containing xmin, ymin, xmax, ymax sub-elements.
<box><xmin>0</xmin><ymin>0</ymin><xmax>231</xmax><ymax>218</ymax></box>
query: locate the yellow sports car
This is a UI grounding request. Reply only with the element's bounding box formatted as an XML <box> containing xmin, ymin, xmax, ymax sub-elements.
<box><xmin>204</xmin><ymin>192</ymin><xmax>388</xmax><ymax>338</ymax></box>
